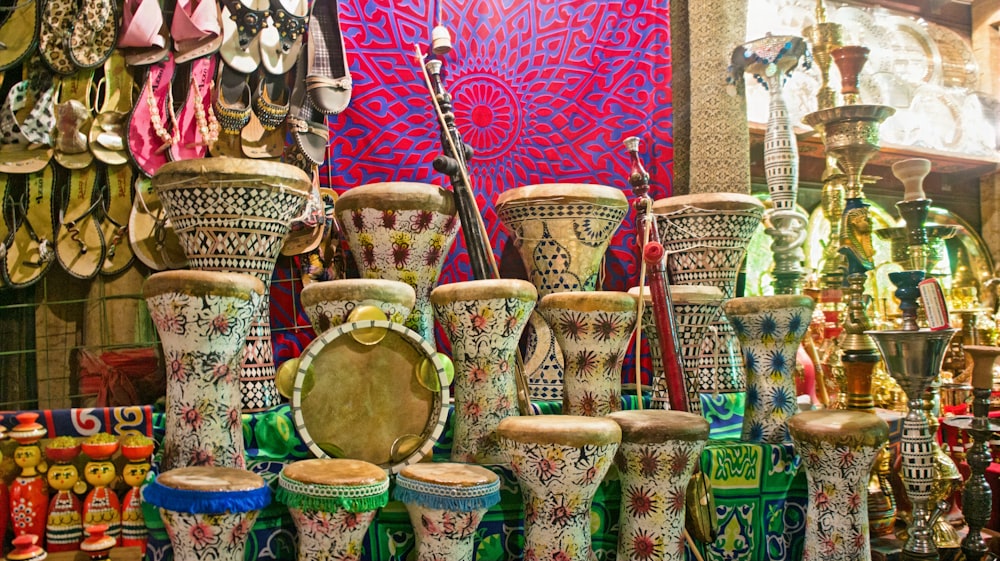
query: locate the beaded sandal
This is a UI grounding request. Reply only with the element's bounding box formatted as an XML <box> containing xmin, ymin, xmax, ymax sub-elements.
<box><xmin>212</xmin><ymin>63</ymin><xmax>251</xmax><ymax>157</ymax></box>
<box><xmin>242</xmin><ymin>69</ymin><xmax>287</xmax><ymax>158</ymax></box>
<box><xmin>126</xmin><ymin>54</ymin><xmax>177</xmax><ymax>177</ymax></box>
<box><xmin>169</xmin><ymin>54</ymin><xmax>219</xmax><ymax>161</ymax></box>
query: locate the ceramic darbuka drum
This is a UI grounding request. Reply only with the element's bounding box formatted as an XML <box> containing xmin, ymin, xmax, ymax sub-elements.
<box><xmin>144</xmin><ymin>271</ymin><xmax>264</xmax><ymax>470</ymax></box>
<box><xmin>335</xmin><ymin>182</ymin><xmax>460</xmax><ymax>347</ymax></box>
<box><xmin>143</xmin><ymin>467</ymin><xmax>271</xmax><ymax>561</ymax></box>
<box><xmin>292</xmin><ymin>320</ymin><xmax>449</xmax><ymax>473</ymax></box>
<box><xmin>153</xmin><ymin>160</ymin><xmax>311</xmax><ymax>413</ymax></box>
<box><xmin>538</xmin><ymin>291</ymin><xmax>638</xmax><ymax>417</ymax></box>
<box><xmin>788</xmin><ymin>410</ymin><xmax>889</xmax><ymax>561</ymax></box>
<box><xmin>497</xmin><ymin>415</ymin><xmax>621</xmax><ymax>561</ymax></box>
<box><xmin>496</xmin><ymin>183</ymin><xmax>629</xmax><ymax>401</ymax></box>
<box><xmin>276</xmin><ymin>459</ymin><xmax>389</xmax><ymax>561</ymax></box>
<box><xmin>431</xmin><ymin>279</ymin><xmax>536</xmax><ymax>464</ymax></box>
<box><xmin>653</xmin><ymin>193</ymin><xmax>764</xmax><ymax>399</ymax></box>
<box><xmin>725</xmin><ymin>295</ymin><xmax>814</xmax><ymax>443</ymax></box>
<box><xmin>631</xmin><ymin>285</ymin><xmax>724</xmax><ymax>411</ymax></box>
<box><xmin>300</xmin><ymin>279</ymin><xmax>416</xmax><ymax>334</ymax></box>
<box><xmin>394</xmin><ymin>463</ymin><xmax>500</xmax><ymax>561</ymax></box>
<box><xmin>608</xmin><ymin>410</ymin><xmax>710</xmax><ymax>561</ymax></box>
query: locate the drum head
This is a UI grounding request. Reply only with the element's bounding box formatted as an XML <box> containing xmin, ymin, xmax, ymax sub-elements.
<box><xmin>292</xmin><ymin>320</ymin><xmax>449</xmax><ymax>473</ymax></box>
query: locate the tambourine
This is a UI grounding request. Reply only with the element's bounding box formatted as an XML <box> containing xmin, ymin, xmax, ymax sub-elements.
<box><xmin>292</xmin><ymin>319</ymin><xmax>450</xmax><ymax>473</ymax></box>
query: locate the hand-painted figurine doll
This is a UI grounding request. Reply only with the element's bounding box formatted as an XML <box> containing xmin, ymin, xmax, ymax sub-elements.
<box><xmin>10</xmin><ymin>413</ymin><xmax>48</xmax><ymax>544</ymax></box>
<box><xmin>45</xmin><ymin>437</ymin><xmax>83</xmax><ymax>552</ymax></box>
<box><xmin>81</xmin><ymin>435</ymin><xmax>121</xmax><ymax>545</ymax></box>
<box><xmin>120</xmin><ymin>435</ymin><xmax>155</xmax><ymax>552</ymax></box>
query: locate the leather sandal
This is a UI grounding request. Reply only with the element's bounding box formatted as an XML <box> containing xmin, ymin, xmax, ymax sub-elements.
<box><xmin>169</xmin><ymin>53</ymin><xmax>219</xmax><ymax>161</ymax></box>
<box><xmin>3</xmin><ymin>165</ymin><xmax>55</xmax><ymax>287</ymax></box>
<box><xmin>288</xmin><ymin>48</ymin><xmax>327</xmax><ymax>165</ymax></box>
<box><xmin>220</xmin><ymin>0</ymin><xmax>269</xmax><ymax>74</ymax></box>
<box><xmin>242</xmin><ymin>69</ymin><xmax>287</xmax><ymax>158</ymax></box>
<box><xmin>55</xmin><ymin>164</ymin><xmax>106</xmax><ymax>279</ymax></box>
<box><xmin>173</xmin><ymin>0</ymin><xmax>223</xmax><ymax>63</ymax></box>
<box><xmin>259</xmin><ymin>0</ymin><xmax>306</xmax><ymax>76</ymax></box>
<box><xmin>118</xmin><ymin>0</ymin><xmax>170</xmax><ymax>66</ymax></box>
<box><xmin>89</xmin><ymin>52</ymin><xmax>136</xmax><ymax>166</ymax></box>
<box><xmin>53</xmin><ymin>70</ymin><xmax>96</xmax><ymax>169</ymax></box>
<box><xmin>98</xmin><ymin>163</ymin><xmax>135</xmax><ymax>275</ymax></box>
<box><xmin>211</xmin><ymin>63</ymin><xmax>250</xmax><ymax>157</ymax></box>
<box><xmin>0</xmin><ymin>0</ymin><xmax>39</xmax><ymax>71</ymax></box>
<box><xmin>38</xmin><ymin>0</ymin><xmax>77</xmax><ymax>74</ymax></box>
<box><xmin>68</xmin><ymin>0</ymin><xmax>118</xmax><ymax>69</ymax></box>
<box><xmin>126</xmin><ymin>53</ymin><xmax>177</xmax><ymax>177</ymax></box>
<box><xmin>0</xmin><ymin>67</ymin><xmax>56</xmax><ymax>173</ymax></box>
<box><xmin>128</xmin><ymin>176</ymin><xmax>187</xmax><ymax>270</ymax></box>
<box><xmin>306</xmin><ymin>0</ymin><xmax>351</xmax><ymax>115</ymax></box>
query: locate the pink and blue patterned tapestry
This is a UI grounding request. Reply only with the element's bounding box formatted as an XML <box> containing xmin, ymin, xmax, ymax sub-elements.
<box><xmin>292</xmin><ymin>0</ymin><xmax>673</xmax><ymax>387</ymax></box>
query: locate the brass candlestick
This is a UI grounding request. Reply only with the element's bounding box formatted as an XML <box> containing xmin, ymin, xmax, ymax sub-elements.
<box><xmin>944</xmin><ymin>346</ymin><xmax>1000</xmax><ymax>561</ymax></box>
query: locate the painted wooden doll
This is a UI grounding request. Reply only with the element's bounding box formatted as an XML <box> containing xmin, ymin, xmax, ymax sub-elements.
<box><xmin>120</xmin><ymin>435</ymin><xmax>155</xmax><ymax>552</ymax></box>
<box><xmin>45</xmin><ymin>437</ymin><xmax>83</xmax><ymax>552</ymax></box>
<box><xmin>81</xmin><ymin>435</ymin><xmax>121</xmax><ymax>544</ymax></box>
<box><xmin>10</xmin><ymin>413</ymin><xmax>48</xmax><ymax>544</ymax></box>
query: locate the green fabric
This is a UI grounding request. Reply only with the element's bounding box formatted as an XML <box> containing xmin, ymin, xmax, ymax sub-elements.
<box><xmin>275</xmin><ymin>476</ymin><xmax>389</xmax><ymax>514</ymax></box>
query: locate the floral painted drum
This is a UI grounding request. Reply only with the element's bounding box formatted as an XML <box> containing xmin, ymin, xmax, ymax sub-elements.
<box><xmin>788</xmin><ymin>410</ymin><xmax>889</xmax><ymax>561</ymax></box>
<box><xmin>497</xmin><ymin>415</ymin><xmax>622</xmax><ymax>561</ymax></box>
<box><xmin>277</xmin><ymin>459</ymin><xmax>389</xmax><ymax>561</ymax></box>
<box><xmin>143</xmin><ymin>270</ymin><xmax>265</xmax><ymax>470</ymax></box>
<box><xmin>394</xmin><ymin>463</ymin><xmax>501</xmax><ymax>561</ymax></box>
<box><xmin>143</xmin><ymin>467</ymin><xmax>271</xmax><ymax>561</ymax></box>
<box><xmin>301</xmin><ymin>279</ymin><xmax>416</xmax><ymax>334</ymax></box>
<box><xmin>608</xmin><ymin>410</ymin><xmax>710</xmax><ymax>561</ymax></box>
<box><xmin>292</xmin><ymin>319</ymin><xmax>450</xmax><ymax>473</ymax></box>
<box><xmin>335</xmin><ymin>182</ymin><xmax>460</xmax><ymax>348</ymax></box>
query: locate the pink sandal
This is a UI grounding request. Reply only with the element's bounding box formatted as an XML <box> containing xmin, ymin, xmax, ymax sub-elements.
<box><xmin>118</xmin><ymin>0</ymin><xmax>170</xmax><ymax>65</ymax></box>
<box><xmin>169</xmin><ymin>54</ymin><xmax>219</xmax><ymax>162</ymax></box>
<box><xmin>126</xmin><ymin>54</ymin><xmax>177</xmax><ymax>177</ymax></box>
<box><xmin>172</xmin><ymin>0</ymin><xmax>223</xmax><ymax>63</ymax></box>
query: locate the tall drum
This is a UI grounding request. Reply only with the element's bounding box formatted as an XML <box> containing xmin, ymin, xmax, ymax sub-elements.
<box><xmin>153</xmin><ymin>160</ymin><xmax>311</xmax><ymax>412</ymax></box>
<box><xmin>652</xmin><ymin>193</ymin><xmax>764</xmax><ymax>407</ymax></box>
<box><xmin>335</xmin><ymin>182</ymin><xmax>460</xmax><ymax>348</ymax></box>
<box><xmin>301</xmin><ymin>279</ymin><xmax>416</xmax><ymax>334</ymax></box>
<box><xmin>431</xmin><ymin>279</ymin><xmax>536</xmax><ymax>464</ymax></box>
<box><xmin>496</xmin><ymin>183</ymin><xmax>629</xmax><ymax>401</ymax></box>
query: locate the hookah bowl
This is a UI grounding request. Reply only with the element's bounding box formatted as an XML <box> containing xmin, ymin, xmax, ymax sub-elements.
<box><xmin>867</xmin><ymin>328</ymin><xmax>958</xmax><ymax>561</ymax></box>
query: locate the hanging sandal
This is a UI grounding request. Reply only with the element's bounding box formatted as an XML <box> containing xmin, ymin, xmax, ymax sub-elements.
<box><xmin>287</xmin><ymin>48</ymin><xmax>327</xmax><ymax>165</ymax></box>
<box><xmin>259</xmin><ymin>0</ymin><xmax>305</xmax><ymax>76</ymax></box>
<box><xmin>172</xmin><ymin>0</ymin><xmax>223</xmax><ymax>63</ymax></box>
<box><xmin>89</xmin><ymin>52</ymin><xmax>136</xmax><ymax>165</ymax></box>
<box><xmin>211</xmin><ymin>63</ymin><xmax>250</xmax><ymax>157</ymax></box>
<box><xmin>97</xmin><ymin>163</ymin><xmax>134</xmax><ymax>275</ymax></box>
<box><xmin>242</xmin><ymin>69</ymin><xmax>287</xmax><ymax>158</ymax></box>
<box><xmin>169</xmin><ymin>53</ymin><xmax>219</xmax><ymax>161</ymax></box>
<box><xmin>0</xmin><ymin>0</ymin><xmax>39</xmax><ymax>71</ymax></box>
<box><xmin>128</xmin><ymin>176</ymin><xmax>186</xmax><ymax>270</ymax></box>
<box><xmin>220</xmin><ymin>0</ymin><xmax>269</xmax><ymax>74</ymax></box>
<box><xmin>38</xmin><ymin>0</ymin><xmax>77</xmax><ymax>74</ymax></box>
<box><xmin>0</xmin><ymin>71</ymin><xmax>57</xmax><ymax>173</ymax></box>
<box><xmin>55</xmin><ymin>164</ymin><xmax>106</xmax><ymax>279</ymax></box>
<box><xmin>53</xmin><ymin>70</ymin><xmax>96</xmax><ymax>169</ymax></box>
<box><xmin>3</xmin><ymin>166</ymin><xmax>55</xmax><ymax>288</ymax></box>
<box><xmin>306</xmin><ymin>0</ymin><xmax>351</xmax><ymax>115</ymax></box>
<box><xmin>126</xmin><ymin>53</ymin><xmax>177</xmax><ymax>177</ymax></box>
<box><xmin>118</xmin><ymin>0</ymin><xmax>170</xmax><ymax>66</ymax></box>
<box><xmin>68</xmin><ymin>0</ymin><xmax>118</xmax><ymax>69</ymax></box>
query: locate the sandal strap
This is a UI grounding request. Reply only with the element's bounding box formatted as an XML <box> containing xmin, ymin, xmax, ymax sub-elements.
<box><xmin>252</xmin><ymin>82</ymin><xmax>288</xmax><ymax>131</ymax></box>
<box><xmin>214</xmin><ymin>95</ymin><xmax>251</xmax><ymax>134</ymax></box>
<box><xmin>269</xmin><ymin>0</ymin><xmax>306</xmax><ymax>53</ymax></box>
<box><xmin>119</xmin><ymin>0</ymin><xmax>166</xmax><ymax>48</ymax></box>
<box><xmin>221</xmin><ymin>0</ymin><xmax>269</xmax><ymax>50</ymax></box>
<box><xmin>286</xmin><ymin>115</ymin><xmax>327</xmax><ymax>139</ymax></box>
<box><xmin>306</xmin><ymin>75</ymin><xmax>351</xmax><ymax>91</ymax></box>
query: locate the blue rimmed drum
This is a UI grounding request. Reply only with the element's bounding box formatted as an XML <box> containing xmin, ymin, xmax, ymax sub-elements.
<box><xmin>394</xmin><ymin>463</ymin><xmax>501</xmax><ymax>561</ymax></box>
<box><xmin>277</xmin><ymin>459</ymin><xmax>389</xmax><ymax>561</ymax></box>
<box><xmin>143</xmin><ymin>467</ymin><xmax>270</xmax><ymax>561</ymax></box>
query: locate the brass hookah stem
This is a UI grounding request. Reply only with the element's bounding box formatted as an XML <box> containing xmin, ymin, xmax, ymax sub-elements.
<box><xmin>425</xmin><ymin>58</ymin><xmax>497</xmax><ymax>281</ymax></box>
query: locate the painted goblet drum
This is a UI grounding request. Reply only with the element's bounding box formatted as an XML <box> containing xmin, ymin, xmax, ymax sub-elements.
<box><xmin>495</xmin><ymin>183</ymin><xmax>629</xmax><ymax>401</ymax></box>
<box><xmin>143</xmin><ymin>270</ymin><xmax>265</xmax><ymax>470</ymax></box>
<box><xmin>788</xmin><ymin>410</ymin><xmax>889</xmax><ymax>561</ymax></box>
<box><xmin>394</xmin><ymin>463</ymin><xmax>501</xmax><ymax>561</ymax></box>
<box><xmin>431</xmin><ymin>279</ymin><xmax>536</xmax><ymax>464</ymax></box>
<box><xmin>334</xmin><ymin>182</ymin><xmax>460</xmax><ymax>348</ymax></box>
<box><xmin>143</xmin><ymin>467</ymin><xmax>271</xmax><ymax>561</ymax></box>
<box><xmin>497</xmin><ymin>415</ymin><xmax>621</xmax><ymax>561</ymax></box>
<box><xmin>301</xmin><ymin>279</ymin><xmax>416</xmax><ymax>334</ymax></box>
<box><xmin>608</xmin><ymin>410</ymin><xmax>710</xmax><ymax>561</ymax></box>
<box><xmin>276</xmin><ymin>459</ymin><xmax>389</xmax><ymax>561</ymax></box>
<box><xmin>153</xmin><ymin>159</ymin><xmax>311</xmax><ymax>412</ymax></box>
<box><xmin>537</xmin><ymin>291</ymin><xmax>638</xmax><ymax>416</ymax></box>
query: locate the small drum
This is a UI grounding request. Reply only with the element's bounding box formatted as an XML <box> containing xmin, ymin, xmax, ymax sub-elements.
<box><xmin>277</xmin><ymin>459</ymin><xmax>389</xmax><ymax>561</ymax></box>
<box><xmin>497</xmin><ymin>415</ymin><xmax>622</xmax><ymax>561</ymax></box>
<box><xmin>394</xmin><ymin>463</ymin><xmax>500</xmax><ymax>561</ymax></box>
<box><xmin>608</xmin><ymin>410</ymin><xmax>710</xmax><ymax>561</ymax></box>
<box><xmin>143</xmin><ymin>467</ymin><xmax>271</xmax><ymax>561</ymax></box>
<box><xmin>788</xmin><ymin>410</ymin><xmax>889</xmax><ymax>561</ymax></box>
<box><xmin>301</xmin><ymin>279</ymin><xmax>417</xmax><ymax>334</ymax></box>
